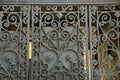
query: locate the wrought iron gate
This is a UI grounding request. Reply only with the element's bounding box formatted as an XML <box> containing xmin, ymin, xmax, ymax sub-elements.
<box><xmin>0</xmin><ymin>5</ymin><xmax>30</xmax><ymax>80</ymax></box>
<box><xmin>0</xmin><ymin>4</ymin><xmax>120</xmax><ymax>80</ymax></box>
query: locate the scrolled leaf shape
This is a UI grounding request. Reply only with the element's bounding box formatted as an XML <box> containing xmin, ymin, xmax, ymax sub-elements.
<box><xmin>41</xmin><ymin>50</ymin><xmax>58</xmax><ymax>71</ymax></box>
<box><xmin>61</xmin><ymin>49</ymin><xmax>79</xmax><ymax>71</ymax></box>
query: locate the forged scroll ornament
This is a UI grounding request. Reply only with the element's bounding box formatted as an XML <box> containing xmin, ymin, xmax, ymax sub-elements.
<box><xmin>70</xmin><ymin>35</ymin><xmax>78</xmax><ymax>42</ymax></box>
<box><xmin>60</xmin><ymin>31</ymin><xmax>70</xmax><ymax>41</ymax></box>
<box><xmin>99</xmin><ymin>25</ymin><xmax>118</xmax><ymax>49</ymax></box>
<box><xmin>61</xmin><ymin>6</ymin><xmax>73</xmax><ymax>11</ymax></box>
<box><xmin>46</xmin><ymin>6</ymin><xmax>58</xmax><ymax>11</ymax></box>
<box><xmin>49</xmin><ymin>30</ymin><xmax>59</xmax><ymax>40</ymax></box>
<box><xmin>2</xmin><ymin>13</ymin><xmax>20</xmax><ymax>34</ymax></box>
<box><xmin>99</xmin><ymin>12</ymin><xmax>111</xmax><ymax>24</ymax></box>
<box><xmin>42</xmin><ymin>13</ymin><xmax>54</xmax><ymax>24</ymax></box>
<box><xmin>2</xmin><ymin>6</ymin><xmax>14</xmax><ymax>11</ymax></box>
<box><xmin>67</xmin><ymin>6</ymin><xmax>73</xmax><ymax>11</ymax></box>
<box><xmin>1</xmin><ymin>20</ymin><xmax>10</xmax><ymax>31</ymax></box>
<box><xmin>66</xmin><ymin>12</ymin><xmax>77</xmax><ymax>24</ymax></box>
<box><xmin>61</xmin><ymin>20</ymin><xmax>68</xmax><ymax>27</ymax></box>
<box><xmin>108</xmin><ymin>30</ymin><xmax>118</xmax><ymax>40</ymax></box>
<box><xmin>2</xmin><ymin>20</ymin><xmax>10</xmax><ymax>29</ymax></box>
<box><xmin>110</xmin><ymin>5</ymin><xmax>116</xmax><ymax>10</ymax></box>
<box><xmin>7</xmin><ymin>13</ymin><xmax>20</xmax><ymax>26</ymax></box>
<box><xmin>46</xmin><ymin>6</ymin><xmax>51</xmax><ymax>11</ymax></box>
<box><xmin>100</xmin><ymin>34</ymin><xmax>107</xmax><ymax>42</ymax></box>
<box><xmin>0</xmin><ymin>31</ymin><xmax>11</xmax><ymax>41</ymax></box>
<box><xmin>104</xmin><ymin>5</ymin><xmax>109</xmax><ymax>10</ymax></box>
<box><xmin>51</xmin><ymin>20</ymin><xmax>59</xmax><ymax>28</ymax></box>
<box><xmin>42</xmin><ymin>36</ymin><xmax>49</xmax><ymax>42</ymax></box>
<box><xmin>104</xmin><ymin>5</ymin><xmax>115</xmax><ymax>11</ymax></box>
<box><xmin>109</xmin><ymin>19</ymin><xmax>117</xmax><ymax>27</ymax></box>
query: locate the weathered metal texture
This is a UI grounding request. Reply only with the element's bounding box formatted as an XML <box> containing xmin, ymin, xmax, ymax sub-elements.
<box><xmin>0</xmin><ymin>5</ymin><xmax>30</xmax><ymax>80</ymax></box>
<box><xmin>89</xmin><ymin>4</ymin><xmax>120</xmax><ymax>80</ymax></box>
<box><xmin>32</xmin><ymin>5</ymin><xmax>89</xmax><ymax>80</ymax></box>
<box><xmin>0</xmin><ymin>3</ymin><xmax>120</xmax><ymax>80</ymax></box>
<box><xmin>0</xmin><ymin>0</ymin><xmax>120</xmax><ymax>4</ymax></box>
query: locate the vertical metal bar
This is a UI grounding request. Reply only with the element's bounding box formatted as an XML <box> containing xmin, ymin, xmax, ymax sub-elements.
<box><xmin>89</xmin><ymin>5</ymin><xmax>93</xmax><ymax>80</ymax></box>
<box><xmin>31</xmin><ymin>5</ymin><xmax>34</xmax><ymax>80</ymax></box>
<box><xmin>39</xmin><ymin>5</ymin><xmax>41</xmax><ymax>80</ymax></box>
<box><xmin>86</xmin><ymin>5</ymin><xmax>91</xmax><ymax>80</ymax></box>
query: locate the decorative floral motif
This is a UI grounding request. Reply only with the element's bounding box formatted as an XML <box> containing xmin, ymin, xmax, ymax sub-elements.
<box><xmin>0</xmin><ymin>5</ymin><xmax>30</xmax><ymax>80</ymax></box>
<box><xmin>32</xmin><ymin>5</ymin><xmax>88</xmax><ymax>80</ymax></box>
<box><xmin>0</xmin><ymin>4</ymin><xmax>119</xmax><ymax>80</ymax></box>
<box><xmin>90</xmin><ymin>4</ymin><xmax>120</xmax><ymax>80</ymax></box>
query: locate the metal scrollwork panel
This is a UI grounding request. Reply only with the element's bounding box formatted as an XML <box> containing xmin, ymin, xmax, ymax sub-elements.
<box><xmin>0</xmin><ymin>5</ymin><xmax>30</xmax><ymax>80</ymax></box>
<box><xmin>32</xmin><ymin>5</ymin><xmax>89</xmax><ymax>80</ymax></box>
<box><xmin>89</xmin><ymin>4</ymin><xmax>120</xmax><ymax>80</ymax></box>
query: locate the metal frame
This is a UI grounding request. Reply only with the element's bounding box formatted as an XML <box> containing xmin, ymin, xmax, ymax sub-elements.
<box><xmin>31</xmin><ymin>5</ymin><xmax>89</xmax><ymax>80</ymax></box>
<box><xmin>0</xmin><ymin>5</ymin><xmax>30</xmax><ymax>80</ymax></box>
<box><xmin>0</xmin><ymin>3</ymin><xmax>120</xmax><ymax>80</ymax></box>
<box><xmin>89</xmin><ymin>4</ymin><xmax>120</xmax><ymax>80</ymax></box>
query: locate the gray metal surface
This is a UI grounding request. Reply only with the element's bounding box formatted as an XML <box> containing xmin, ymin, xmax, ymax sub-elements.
<box><xmin>0</xmin><ymin>3</ymin><xmax>120</xmax><ymax>80</ymax></box>
<box><xmin>31</xmin><ymin>5</ymin><xmax>89</xmax><ymax>80</ymax></box>
<box><xmin>0</xmin><ymin>5</ymin><xmax>30</xmax><ymax>80</ymax></box>
<box><xmin>89</xmin><ymin>4</ymin><xmax>120</xmax><ymax>80</ymax></box>
<box><xmin>0</xmin><ymin>0</ymin><xmax>120</xmax><ymax>4</ymax></box>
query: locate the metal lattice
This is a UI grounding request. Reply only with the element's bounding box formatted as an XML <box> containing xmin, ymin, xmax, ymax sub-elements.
<box><xmin>31</xmin><ymin>5</ymin><xmax>89</xmax><ymax>80</ymax></box>
<box><xmin>0</xmin><ymin>4</ymin><xmax>120</xmax><ymax>80</ymax></box>
<box><xmin>89</xmin><ymin>4</ymin><xmax>120</xmax><ymax>80</ymax></box>
<box><xmin>0</xmin><ymin>5</ymin><xmax>30</xmax><ymax>80</ymax></box>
